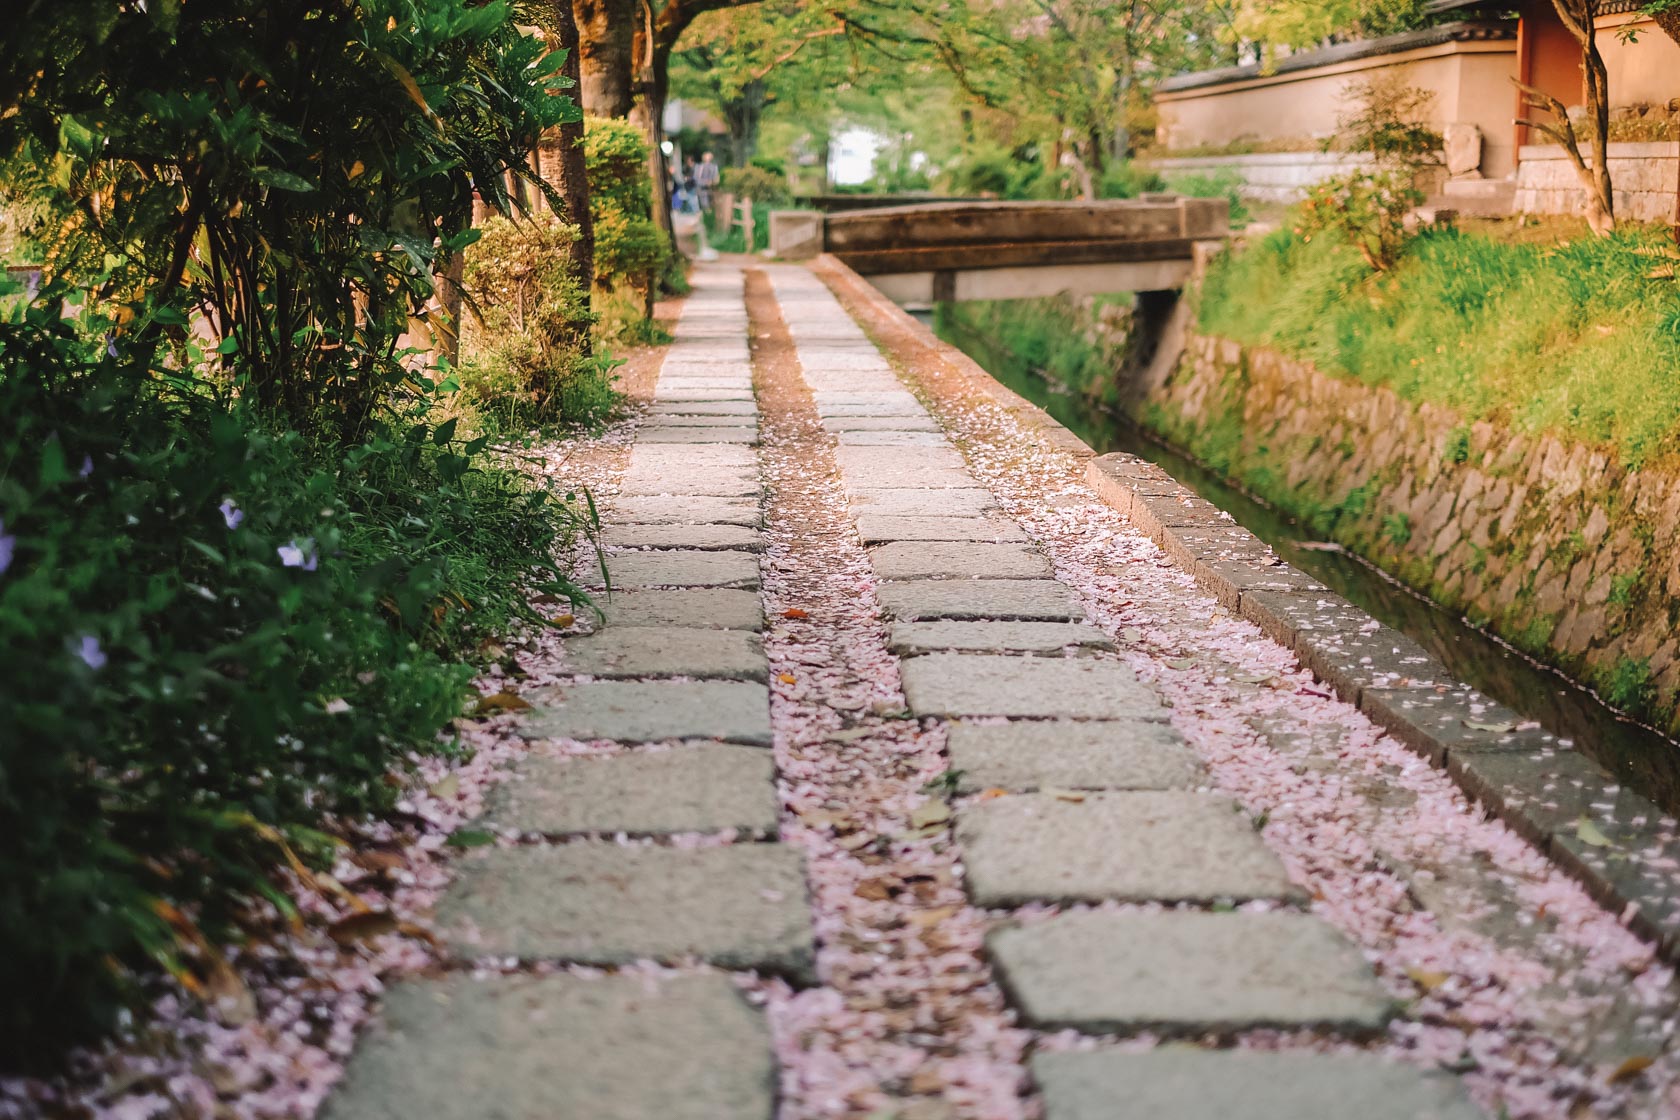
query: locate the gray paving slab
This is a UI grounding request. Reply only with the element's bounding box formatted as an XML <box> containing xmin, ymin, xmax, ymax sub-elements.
<box><xmin>821</xmin><ymin>415</ymin><xmax>941</xmax><ymax>432</ymax></box>
<box><xmin>870</xmin><ymin>541</ymin><xmax>1052</xmax><ymax>580</ymax></box>
<box><xmin>617</xmin><ymin>466</ymin><xmax>758</xmax><ymax>498</ymax></box>
<box><xmin>610</xmin><ymin>495</ymin><xmax>761</xmax><ymax>526</ymax></box>
<box><xmin>856</xmin><ymin>515</ymin><xmax>1028</xmax><ymax>544</ymax></box>
<box><xmin>817</xmin><ymin>401</ymin><xmax>930</xmax><ymax>417</ymax></box>
<box><xmin>958</xmin><ymin>791</ymin><xmax>1302</xmax><ymax>906</ymax></box>
<box><xmin>849</xmin><ymin>487</ymin><xmax>996</xmax><ymax>518</ymax></box>
<box><xmin>642</xmin><ymin>413</ymin><xmax>760</xmax><ymax>427</ymax></box>
<box><xmin>889</xmin><ymin>621</ymin><xmax>1112</xmax><ymax>655</ymax></box>
<box><xmin>946</xmin><ymin>720</ymin><xmax>1203</xmax><ymax>793</ymax></box>
<box><xmin>564</xmin><ymin>627</ymin><xmax>765</xmax><ymax>680</ymax></box>
<box><xmin>631</xmin><ymin>445</ymin><xmax>757</xmax><ymax>471</ymax></box>
<box><xmin>988</xmin><ymin>910</ymin><xmax>1393</xmax><ymax>1034</ymax></box>
<box><xmin>654</xmin><ymin>388</ymin><xmax>754</xmax><ymax>401</ymax></box>
<box><xmin>592</xmin><ymin>589</ymin><xmax>764</xmax><ymax>631</ymax></box>
<box><xmin>901</xmin><ymin>653</ymin><xmax>1164</xmax><ymax>720</ymax></box>
<box><xmin>321</xmin><ymin>972</ymin><xmax>775</xmax><ymax>1120</ymax></box>
<box><xmin>437</xmin><ymin>843</ymin><xmax>814</xmax><ymax>980</ymax></box>
<box><xmin>836</xmin><ymin>430</ymin><xmax>950</xmax><ymax>447</ymax></box>
<box><xmin>1032</xmin><ymin>1048</ymin><xmax>1480</xmax><ymax>1120</ymax></box>
<box><xmin>876</xmin><ymin>579</ymin><xmax>1086</xmax><ymax>622</ymax></box>
<box><xmin>637</xmin><ymin>426</ymin><xmax>759</xmax><ymax>444</ymax></box>
<box><xmin>596</xmin><ymin>550</ymin><xmax>760</xmax><ymax>589</ymax></box>
<box><xmin>490</xmin><ymin>743</ymin><xmax>777</xmax><ymax>835</ymax></box>
<box><xmin>837</xmin><ymin>445</ymin><xmax>968</xmax><ymax>475</ymax></box>
<box><xmin>844</xmin><ymin>467</ymin><xmax>977</xmax><ymax>492</ymax></box>
<box><xmin>523</xmin><ymin>680</ymin><xmax>771</xmax><ymax>745</ymax></box>
<box><xmin>817</xmin><ymin>392</ymin><xmax>926</xmax><ymax>409</ymax></box>
<box><xmin>647</xmin><ymin>400</ymin><xmax>758</xmax><ymax>416</ymax></box>
<box><xmin>605</xmin><ymin>523</ymin><xmax>763</xmax><ymax>551</ymax></box>
<box><xmin>796</xmin><ymin>350</ymin><xmax>894</xmax><ymax>370</ymax></box>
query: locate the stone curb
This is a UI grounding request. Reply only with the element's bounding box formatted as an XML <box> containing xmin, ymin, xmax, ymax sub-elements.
<box><xmin>806</xmin><ymin>252</ymin><xmax>1680</xmax><ymax>962</ymax></box>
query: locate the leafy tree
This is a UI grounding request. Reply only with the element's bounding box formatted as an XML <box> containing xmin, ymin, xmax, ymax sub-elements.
<box><xmin>1231</xmin><ymin>0</ymin><xmax>1431</xmax><ymax>53</ymax></box>
<box><xmin>671</xmin><ymin>2</ymin><xmax>848</xmax><ymax>168</ymax></box>
<box><xmin>0</xmin><ymin>0</ymin><xmax>573</xmax><ymax>438</ymax></box>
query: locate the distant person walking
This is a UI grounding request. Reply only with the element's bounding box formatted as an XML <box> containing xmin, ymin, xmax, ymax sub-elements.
<box><xmin>695</xmin><ymin>151</ymin><xmax>720</xmax><ymax>212</ymax></box>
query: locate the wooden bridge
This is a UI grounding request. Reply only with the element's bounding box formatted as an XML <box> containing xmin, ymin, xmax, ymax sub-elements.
<box><xmin>769</xmin><ymin>196</ymin><xmax>1229</xmax><ymax>305</ymax></box>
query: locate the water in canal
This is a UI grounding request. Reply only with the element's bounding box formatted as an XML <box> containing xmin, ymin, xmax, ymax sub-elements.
<box><xmin>931</xmin><ymin>309</ymin><xmax>1680</xmax><ymax>815</ymax></box>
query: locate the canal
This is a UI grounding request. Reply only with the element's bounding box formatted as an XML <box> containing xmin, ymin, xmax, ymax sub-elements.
<box><xmin>933</xmin><ymin>309</ymin><xmax>1680</xmax><ymax>816</ymax></box>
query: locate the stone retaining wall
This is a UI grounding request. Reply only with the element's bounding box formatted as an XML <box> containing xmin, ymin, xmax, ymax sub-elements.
<box><xmin>1514</xmin><ymin>141</ymin><xmax>1679</xmax><ymax>223</ymax></box>
<box><xmin>1146</xmin><ymin>334</ymin><xmax>1680</xmax><ymax>734</ymax></box>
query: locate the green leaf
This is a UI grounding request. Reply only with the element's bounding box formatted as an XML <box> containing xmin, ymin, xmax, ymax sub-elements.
<box><xmin>1576</xmin><ymin>817</ymin><xmax>1614</xmax><ymax>847</ymax></box>
<box><xmin>251</xmin><ymin>167</ymin><xmax>316</xmax><ymax>192</ymax></box>
<box><xmin>432</xmin><ymin>417</ymin><xmax>458</xmax><ymax>445</ymax></box>
<box><xmin>445</xmin><ymin>829</ymin><xmax>496</xmax><ymax>849</ymax></box>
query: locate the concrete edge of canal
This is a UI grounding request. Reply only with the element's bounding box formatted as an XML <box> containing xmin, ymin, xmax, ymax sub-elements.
<box><xmin>808</xmin><ymin>250</ymin><xmax>1680</xmax><ymax>965</ymax></box>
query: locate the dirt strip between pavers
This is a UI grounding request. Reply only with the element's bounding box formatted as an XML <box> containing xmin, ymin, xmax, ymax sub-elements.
<box><xmin>743</xmin><ymin>268</ymin><xmax>1035</xmax><ymax>1120</ymax></box>
<box><xmin>795</xmin><ymin>264</ymin><xmax>1680</xmax><ymax>1119</ymax></box>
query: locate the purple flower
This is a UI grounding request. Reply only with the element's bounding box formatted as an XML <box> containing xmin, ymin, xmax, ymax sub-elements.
<box><xmin>0</xmin><ymin>519</ymin><xmax>13</xmax><ymax>575</ymax></box>
<box><xmin>219</xmin><ymin>500</ymin><xmax>244</xmax><ymax>530</ymax></box>
<box><xmin>23</xmin><ymin>270</ymin><xmax>41</xmax><ymax>299</ymax></box>
<box><xmin>278</xmin><ymin>538</ymin><xmax>317</xmax><ymax>571</ymax></box>
<box><xmin>76</xmin><ymin>635</ymin><xmax>107</xmax><ymax>670</ymax></box>
<box><xmin>78</xmin><ymin>454</ymin><xmax>94</xmax><ymax>479</ymax></box>
<box><xmin>105</xmin><ymin>334</ymin><xmax>118</xmax><ymax>359</ymax></box>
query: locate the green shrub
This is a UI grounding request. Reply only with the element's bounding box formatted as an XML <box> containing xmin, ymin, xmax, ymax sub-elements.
<box><xmin>584</xmin><ymin>117</ymin><xmax>667</xmax><ymax>318</ymax></box>
<box><xmin>721</xmin><ymin>164</ymin><xmax>791</xmax><ymax>206</ymax></box>
<box><xmin>0</xmin><ymin>290</ymin><xmax>590</xmax><ymax>1058</ymax></box>
<box><xmin>1099</xmin><ymin>162</ymin><xmax>1166</xmax><ymax>200</ymax></box>
<box><xmin>1162</xmin><ymin>168</ymin><xmax>1252</xmax><ymax>226</ymax></box>
<box><xmin>459</xmin><ymin>213</ymin><xmax>619</xmax><ymax>430</ymax></box>
<box><xmin>1298</xmin><ymin>169</ymin><xmax>1423</xmax><ymax>272</ymax></box>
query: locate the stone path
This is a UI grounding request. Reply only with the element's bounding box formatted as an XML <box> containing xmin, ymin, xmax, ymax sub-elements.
<box><xmin>316</xmin><ymin>260</ymin><xmax>1657</xmax><ymax>1119</ymax></box>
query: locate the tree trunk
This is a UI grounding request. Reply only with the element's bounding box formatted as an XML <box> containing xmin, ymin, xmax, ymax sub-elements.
<box><xmin>573</xmin><ymin>0</ymin><xmax>635</xmax><ymax>116</ymax></box>
<box><xmin>548</xmin><ymin>0</ymin><xmax>595</xmax><ymax>356</ymax></box>
<box><xmin>632</xmin><ymin>57</ymin><xmax>675</xmax><ymax>249</ymax></box>
<box><xmin>724</xmin><ymin>80</ymin><xmax>766</xmax><ymax>167</ymax></box>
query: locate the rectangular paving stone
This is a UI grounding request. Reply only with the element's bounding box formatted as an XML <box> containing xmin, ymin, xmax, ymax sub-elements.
<box><xmin>617</xmin><ymin>467</ymin><xmax>758</xmax><ymax>498</ymax></box>
<box><xmin>947</xmin><ymin>720</ymin><xmax>1203</xmax><ymax>793</ymax></box>
<box><xmin>490</xmin><ymin>743</ymin><xmax>777</xmax><ymax>836</ymax></box>
<box><xmin>876</xmin><ymin>579</ymin><xmax>1085</xmax><ymax>622</ymax></box>
<box><xmin>1031</xmin><ymin>1048</ymin><xmax>1480</xmax><ymax>1120</ymax></box>
<box><xmin>647</xmin><ymin>400</ymin><xmax>758</xmax><ymax>416</ymax></box>
<box><xmin>592</xmin><ymin>589</ymin><xmax>764</xmax><ymax>631</ymax></box>
<box><xmin>605</xmin><ymin>523</ymin><xmax>763</xmax><ymax>551</ymax></box>
<box><xmin>959</xmin><ymin>791</ymin><xmax>1302</xmax><ymax>907</ymax></box>
<box><xmin>610</xmin><ymin>495</ymin><xmax>760</xmax><ymax>526</ymax></box>
<box><xmin>836</xmin><ymin>430</ymin><xmax>949</xmax><ymax>447</ymax></box>
<box><xmin>523</xmin><ymin>680</ymin><xmax>771</xmax><ymax>745</ymax></box>
<box><xmin>818</xmin><ymin>401</ymin><xmax>930</xmax><ymax>417</ymax></box>
<box><xmin>870</xmin><ymin>541</ymin><xmax>1052</xmax><ymax>580</ymax></box>
<box><xmin>565</xmin><ymin>627</ymin><xmax>765</xmax><ymax>680</ymax></box>
<box><xmin>631</xmin><ymin>445</ymin><xmax>757</xmax><ymax>471</ymax></box>
<box><xmin>856</xmin><ymin>515</ymin><xmax>1027</xmax><ymax>544</ymax></box>
<box><xmin>849</xmin><ymin>487</ymin><xmax>997</xmax><ymax>519</ymax></box>
<box><xmin>643</xmin><ymin>413</ymin><xmax>761</xmax><ymax>428</ymax></box>
<box><xmin>988</xmin><ymin>910</ymin><xmax>1393</xmax><ymax>1034</ymax></box>
<box><xmin>901</xmin><ymin>653</ymin><xmax>1164</xmax><ymax>720</ymax></box>
<box><xmin>638</xmin><ymin>426</ymin><xmax>759</xmax><ymax>445</ymax></box>
<box><xmin>321</xmin><ymin>972</ymin><xmax>775</xmax><ymax>1120</ymax></box>
<box><xmin>437</xmin><ymin>843</ymin><xmax>814</xmax><ymax>981</ymax></box>
<box><xmin>596</xmin><ymin>550</ymin><xmax>760</xmax><ymax>590</ymax></box>
<box><xmin>821</xmin><ymin>415</ymin><xmax>941</xmax><ymax>433</ymax></box>
<box><xmin>890</xmin><ymin>621</ymin><xmax>1112</xmax><ymax>656</ymax></box>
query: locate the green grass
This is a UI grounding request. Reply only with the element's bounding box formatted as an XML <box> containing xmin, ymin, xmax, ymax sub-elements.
<box><xmin>1198</xmin><ymin>226</ymin><xmax>1680</xmax><ymax>466</ymax></box>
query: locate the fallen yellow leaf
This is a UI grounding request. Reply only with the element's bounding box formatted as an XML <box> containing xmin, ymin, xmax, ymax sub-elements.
<box><xmin>1609</xmin><ymin>1055</ymin><xmax>1655</xmax><ymax>1083</ymax></box>
<box><xmin>778</xmin><ymin>672</ymin><xmax>797</xmax><ymax>685</ymax></box>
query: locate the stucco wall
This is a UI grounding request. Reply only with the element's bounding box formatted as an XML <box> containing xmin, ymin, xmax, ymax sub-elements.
<box><xmin>1144</xmin><ymin>335</ymin><xmax>1680</xmax><ymax>734</ymax></box>
<box><xmin>1156</xmin><ymin>35</ymin><xmax>1519</xmax><ymax>178</ymax></box>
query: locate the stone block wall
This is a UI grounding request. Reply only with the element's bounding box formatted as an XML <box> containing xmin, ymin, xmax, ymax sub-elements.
<box><xmin>1514</xmin><ymin>142</ymin><xmax>1679</xmax><ymax>223</ymax></box>
<box><xmin>1145</xmin><ymin>335</ymin><xmax>1680</xmax><ymax>733</ymax></box>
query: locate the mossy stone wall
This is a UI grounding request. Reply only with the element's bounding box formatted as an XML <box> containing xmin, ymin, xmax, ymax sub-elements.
<box><xmin>1146</xmin><ymin>334</ymin><xmax>1680</xmax><ymax>732</ymax></box>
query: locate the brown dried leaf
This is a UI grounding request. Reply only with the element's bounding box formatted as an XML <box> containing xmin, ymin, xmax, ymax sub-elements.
<box><xmin>1406</xmin><ymin>967</ymin><xmax>1450</xmax><ymax>992</ymax></box>
<box><xmin>1609</xmin><ymin>1055</ymin><xmax>1655</xmax><ymax>1083</ymax></box>
<box><xmin>475</xmin><ymin>690</ymin><xmax>531</xmax><ymax>715</ymax></box>
<box><xmin>327</xmin><ymin>910</ymin><xmax>400</xmax><ymax>945</ymax></box>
